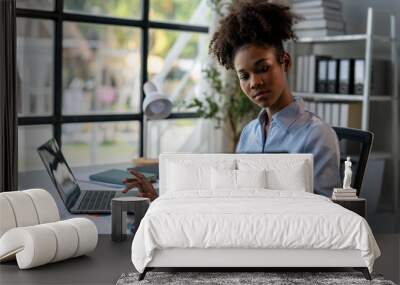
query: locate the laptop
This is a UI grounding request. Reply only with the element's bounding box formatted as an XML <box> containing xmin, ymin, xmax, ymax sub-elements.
<box><xmin>37</xmin><ymin>138</ymin><xmax>136</xmax><ymax>214</ymax></box>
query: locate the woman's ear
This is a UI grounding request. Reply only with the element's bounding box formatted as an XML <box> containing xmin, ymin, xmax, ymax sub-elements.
<box><xmin>283</xmin><ymin>52</ymin><xmax>291</xmax><ymax>73</ymax></box>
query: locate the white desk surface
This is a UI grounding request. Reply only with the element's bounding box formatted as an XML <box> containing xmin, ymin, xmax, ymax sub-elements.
<box><xmin>18</xmin><ymin>163</ymin><xmax>139</xmax><ymax>234</ymax></box>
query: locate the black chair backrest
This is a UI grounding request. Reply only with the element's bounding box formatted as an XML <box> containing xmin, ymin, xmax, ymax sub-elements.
<box><xmin>332</xmin><ymin>127</ymin><xmax>374</xmax><ymax>196</ymax></box>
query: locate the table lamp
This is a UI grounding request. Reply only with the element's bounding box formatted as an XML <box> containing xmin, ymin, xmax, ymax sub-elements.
<box><xmin>142</xmin><ymin>81</ymin><xmax>172</xmax><ymax>157</ymax></box>
<box><xmin>143</xmin><ymin>81</ymin><xmax>172</xmax><ymax>120</ymax></box>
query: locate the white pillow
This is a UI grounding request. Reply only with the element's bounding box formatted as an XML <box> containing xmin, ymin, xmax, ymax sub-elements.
<box><xmin>211</xmin><ymin>168</ymin><xmax>236</xmax><ymax>190</ymax></box>
<box><xmin>166</xmin><ymin>159</ymin><xmax>236</xmax><ymax>192</ymax></box>
<box><xmin>211</xmin><ymin>169</ymin><xmax>267</xmax><ymax>190</ymax></box>
<box><xmin>237</xmin><ymin>158</ymin><xmax>310</xmax><ymax>192</ymax></box>
<box><xmin>266</xmin><ymin>161</ymin><xmax>308</xmax><ymax>192</ymax></box>
<box><xmin>167</xmin><ymin>162</ymin><xmax>210</xmax><ymax>191</ymax></box>
<box><xmin>236</xmin><ymin>169</ymin><xmax>267</xmax><ymax>189</ymax></box>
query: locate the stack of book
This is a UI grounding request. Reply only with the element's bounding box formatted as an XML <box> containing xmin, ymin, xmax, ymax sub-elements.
<box><xmin>332</xmin><ymin>188</ymin><xmax>358</xmax><ymax>200</ymax></box>
<box><xmin>292</xmin><ymin>0</ymin><xmax>345</xmax><ymax>37</ymax></box>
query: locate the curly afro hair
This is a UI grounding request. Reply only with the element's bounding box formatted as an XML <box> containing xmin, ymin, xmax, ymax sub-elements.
<box><xmin>209</xmin><ymin>0</ymin><xmax>298</xmax><ymax>70</ymax></box>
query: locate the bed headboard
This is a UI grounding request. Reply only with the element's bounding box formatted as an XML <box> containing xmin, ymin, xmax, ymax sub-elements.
<box><xmin>158</xmin><ymin>153</ymin><xmax>313</xmax><ymax>196</ymax></box>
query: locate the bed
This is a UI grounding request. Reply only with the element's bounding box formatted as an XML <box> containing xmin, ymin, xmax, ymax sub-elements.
<box><xmin>131</xmin><ymin>153</ymin><xmax>380</xmax><ymax>280</ymax></box>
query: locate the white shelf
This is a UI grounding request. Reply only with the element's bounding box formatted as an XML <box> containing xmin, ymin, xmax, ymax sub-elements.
<box><xmin>295</xmin><ymin>34</ymin><xmax>367</xmax><ymax>43</ymax></box>
<box><xmin>294</xmin><ymin>92</ymin><xmax>392</xmax><ymax>102</ymax></box>
<box><xmin>294</xmin><ymin>34</ymin><xmax>391</xmax><ymax>44</ymax></box>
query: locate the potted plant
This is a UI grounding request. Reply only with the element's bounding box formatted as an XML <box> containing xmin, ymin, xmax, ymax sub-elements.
<box><xmin>186</xmin><ymin>64</ymin><xmax>259</xmax><ymax>151</ymax></box>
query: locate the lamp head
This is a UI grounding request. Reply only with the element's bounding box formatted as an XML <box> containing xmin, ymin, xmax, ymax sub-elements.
<box><xmin>142</xmin><ymin>81</ymin><xmax>172</xmax><ymax>120</ymax></box>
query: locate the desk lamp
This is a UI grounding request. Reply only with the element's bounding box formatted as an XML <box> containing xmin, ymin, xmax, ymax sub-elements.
<box><xmin>142</xmin><ymin>81</ymin><xmax>172</xmax><ymax>157</ymax></box>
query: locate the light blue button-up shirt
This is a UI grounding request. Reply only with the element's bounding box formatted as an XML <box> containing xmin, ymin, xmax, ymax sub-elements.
<box><xmin>236</xmin><ymin>97</ymin><xmax>340</xmax><ymax>197</ymax></box>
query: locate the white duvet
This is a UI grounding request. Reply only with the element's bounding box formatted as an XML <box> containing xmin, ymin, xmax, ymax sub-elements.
<box><xmin>131</xmin><ymin>190</ymin><xmax>380</xmax><ymax>273</ymax></box>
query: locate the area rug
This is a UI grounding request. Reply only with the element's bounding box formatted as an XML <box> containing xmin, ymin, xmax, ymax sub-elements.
<box><xmin>116</xmin><ymin>271</ymin><xmax>396</xmax><ymax>285</ymax></box>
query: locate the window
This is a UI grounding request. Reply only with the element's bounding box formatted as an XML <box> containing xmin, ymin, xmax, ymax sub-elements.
<box><xmin>17</xmin><ymin>0</ymin><xmax>210</xmax><ymax>170</ymax></box>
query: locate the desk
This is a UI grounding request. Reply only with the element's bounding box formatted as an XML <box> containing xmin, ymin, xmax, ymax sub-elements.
<box><xmin>18</xmin><ymin>163</ymin><xmax>139</xmax><ymax>234</ymax></box>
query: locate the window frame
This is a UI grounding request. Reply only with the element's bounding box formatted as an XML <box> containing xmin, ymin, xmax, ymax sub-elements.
<box><xmin>16</xmin><ymin>0</ymin><xmax>207</xmax><ymax>157</ymax></box>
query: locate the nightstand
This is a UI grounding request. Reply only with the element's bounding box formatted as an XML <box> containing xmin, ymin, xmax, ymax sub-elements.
<box><xmin>332</xmin><ymin>198</ymin><xmax>366</xmax><ymax>218</ymax></box>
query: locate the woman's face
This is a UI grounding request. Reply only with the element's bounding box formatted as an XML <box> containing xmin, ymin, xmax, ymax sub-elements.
<box><xmin>233</xmin><ymin>44</ymin><xmax>291</xmax><ymax>111</ymax></box>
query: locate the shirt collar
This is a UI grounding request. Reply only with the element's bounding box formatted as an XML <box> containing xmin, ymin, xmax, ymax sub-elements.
<box><xmin>257</xmin><ymin>97</ymin><xmax>305</xmax><ymax>131</ymax></box>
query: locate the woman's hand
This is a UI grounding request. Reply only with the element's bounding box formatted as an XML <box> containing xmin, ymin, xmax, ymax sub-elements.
<box><xmin>122</xmin><ymin>169</ymin><xmax>158</xmax><ymax>201</ymax></box>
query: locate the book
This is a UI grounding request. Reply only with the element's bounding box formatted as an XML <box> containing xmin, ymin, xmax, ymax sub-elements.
<box><xmin>294</xmin><ymin>7</ymin><xmax>343</xmax><ymax>20</ymax></box>
<box><xmin>333</xmin><ymin>193</ymin><xmax>357</xmax><ymax>198</ymax></box>
<box><xmin>293</xmin><ymin>0</ymin><xmax>342</xmax><ymax>10</ymax></box>
<box><xmin>295</xmin><ymin>19</ymin><xmax>344</xmax><ymax>30</ymax></box>
<box><xmin>327</xmin><ymin>59</ymin><xmax>338</xmax><ymax>93</ymax></box>
<box><xmin>347</xmin><ymin>103</ymin><xmax>362</xmax><ymax>129</ymax></box>
<box><xmin>334</xmin><ymin>188</ymin><xmax>357</xmax><ymax>193</ymax></box>
<box><xmin>316</xmin><ymin>57</ymin><xmax>329</xmax><ymax>93</ymax></box>
<box><xmin>296</xmin><ymin>28</ymin><xmax>343</xmax><ymax>37</ymax></box>
<box><xmin>333</xmin><ymin>191</ymin><xmax>357</xmax><ymax>196</ymax></box>
<box><xmin>338</xmin><ymin>102</ymin><xmax>362</xmax><ymax>128</ymax></box>
<box><xmin>324</xmin><ymin>103</ymin><xmax>332</xmax><ymax>125</ymax></box>
<box><xmin>339</xmin><ymin>103</ymin><xmax>349</xmax><ymax>127</ymax></box>
<box><xmin>332</xmin><ymin>195</ymin><xmax>359</xmax><ymax>200</ymax></box>
<box><xmin>308</xmin><ymin>55</ymin><xmax>316</xmax><ymax>93</ymax></box>
<box><xmin>353</xmin><ymin>59</ymin><xmax>365</xmax><ymax>95</ymax></box>
<box><xmin>303</xmin><ymin>55</ymin><xmax>310</xmax><ymax>92</ymax></box>
<box><xmin>309</xmin><ymin>102</ymin><xmax>316</xmax><ymax>113</ymax></box>
<box><xmin>338</xmin><ymin>59</ymin><xmax>354</xmax><ymax>94</ymax></box>
<box><xmin>316</xmin><ymin>102</ymin><xmax>325</xmax><ymax>119</ymax></box>
<box><xmin>296</xmin><ymin>56</ymin><xmax>304</xmax><ymax>92</ymax></box>
<box><xmin>299</xmin><ymin>12</ymin><xmax>343</xmax><ymax>22</ymax></box>
<box><xmin>331</xmin><ymin>103</ymin><xmax>340</xmax><ymax>126</ymax></box>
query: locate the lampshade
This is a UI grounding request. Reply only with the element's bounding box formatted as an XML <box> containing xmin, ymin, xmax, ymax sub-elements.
<box><xmin>142</xmin><ymin>81</ymin><xmax>172</xmax><ymax>120</ymax></box>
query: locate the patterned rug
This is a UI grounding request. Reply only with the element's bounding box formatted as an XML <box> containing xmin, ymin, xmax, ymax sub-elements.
<box><xmin>116</xmin><ymin>271</ymin><xmax>396</xmax><ymax>285</ymax></box>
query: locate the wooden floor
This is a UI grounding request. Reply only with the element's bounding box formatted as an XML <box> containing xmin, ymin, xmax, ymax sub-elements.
<box><xmin>0</xmin><ymin>234</ymin><xmax>398</xmax><ymax>285</ymax></box>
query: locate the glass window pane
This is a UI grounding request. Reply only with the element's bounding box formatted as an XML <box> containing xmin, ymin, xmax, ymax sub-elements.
<box><xmin>18</xmin><ymin>125</ymin><xmax>53</xmax><ymax>172</ymax></box>
<box><xmin>147</xmin><ymin>119</ymin><xmax>212</xmax><ymax>158</ymax></box>
<box><xmin>17</xmin><ymin>18</ymin><xmax>54</xmax><ymax>116</ymax></box>
<box><xmin>63</xmin><ymin>22</ymin><xmax>141</xmax><ymax>115</ymax></box>
<box><xmin>150</xmin><ymin>0</ymin><xmax>210</xmax><ymax>25</ymax></box>
<box><xmin>62</xmin><ymin>121</ymin><xmax>140</xmax><ymax>167</ymax></box>
<box><xmin>148</xmin><ymin>30</ymin><xmax>209</xmax><ymax>112</ymax></box>
<box><xmin>64</xmin><ymin>0</ymin><xmax>141</xmax><ymax>19</ymax></box>
<box><xmin>17</xmin><ymin>0</ymin><xmax>54</xmax><ymax>11</ymax></box>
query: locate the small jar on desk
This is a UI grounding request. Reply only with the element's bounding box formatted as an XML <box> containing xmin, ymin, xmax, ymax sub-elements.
<box><xmin>332</xmin><ymin>197</ymin><xmax>367</xmax><ymax>218</ymax></box>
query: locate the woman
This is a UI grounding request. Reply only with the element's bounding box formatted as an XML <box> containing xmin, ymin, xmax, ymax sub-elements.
<box><xmin>124</xmin><ymin>0</ymin><xmax>340</xmax><ymax>199</ymax></box>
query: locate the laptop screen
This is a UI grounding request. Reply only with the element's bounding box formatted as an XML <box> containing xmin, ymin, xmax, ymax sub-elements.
<box><xmin>37</xmin><ymin>138</ymin><xmax>80</xmax><ymax>209</ymax></box>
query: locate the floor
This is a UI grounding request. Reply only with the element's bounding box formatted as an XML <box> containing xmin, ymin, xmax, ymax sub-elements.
<box><xmin>0</xmin><ymin>235</ymin><xmax>134</xmax><ymax>285</ymax></box>
<box><xmin>1</xmin><ymin>234</ymin><xmax>399</xmax><ymax>285</ymax></box>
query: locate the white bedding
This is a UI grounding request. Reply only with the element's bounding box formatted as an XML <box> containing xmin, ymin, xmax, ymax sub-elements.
<box><xmin>131</xmin><ymin>190</ymin><xmax>380</xmax><ymax>273</ymax></box>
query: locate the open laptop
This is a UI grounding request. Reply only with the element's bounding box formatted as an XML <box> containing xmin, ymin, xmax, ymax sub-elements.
<box><xmin>37</xmin><ymin>138</ymin><xmax>135</xmax><ymax>214</ymax></box>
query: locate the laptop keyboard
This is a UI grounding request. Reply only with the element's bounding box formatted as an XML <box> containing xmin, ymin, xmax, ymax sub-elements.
<box><xmin>79</xmin><ymin>191</ymin><xmax>115</xmax><ymax>211</ymax></box>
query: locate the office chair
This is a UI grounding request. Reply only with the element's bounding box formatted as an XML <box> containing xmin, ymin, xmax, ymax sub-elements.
<box><xmin>333</xmin><ymin>127</ymin><xmax>374</xmax><ymax>197</ymax></box>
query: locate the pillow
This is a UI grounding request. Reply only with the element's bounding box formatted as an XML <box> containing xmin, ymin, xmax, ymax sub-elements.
<box><xmin>237</xmin><ymin>158</ymin><xmax>311</xmax><ymax>192</ymax></box>
<box><xmin>236</xmin><ymin>169</ymin><xmax>267</xmax><ymax>189</ymax></box>
<box><xmin>167</xmin><ymin>162</ymin><xmax>210</xmax><ymax>191</ymax></box>
<box><xmin>211</xmin><ymin>168</ymin><xmax>267</xmax><ymax>190</ymax></box>
<box><xmin>211</xmin><ymin>168</ymin><xmax>236</xmax><ymax>190</ymax></box>
<box><xmin>266</xmin><ymin>161</ymin><xmax>308</xmax><ymax>192</ymax></box>
<box><xmin>165</xmin><ymin>159</ymin><xmax>236</xmax><ymax>192</ymax></box>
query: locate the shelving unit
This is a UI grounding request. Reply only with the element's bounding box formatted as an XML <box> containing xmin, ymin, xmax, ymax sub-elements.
<box><xmin>294</xmin><ymin>93</ymin><xmax>392</xmax><ymax>102</ymax></box>
<box><xmin>289</xmin><ymin>7</ymin><xmax>399</xmax><ymax>212</ymax></box>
